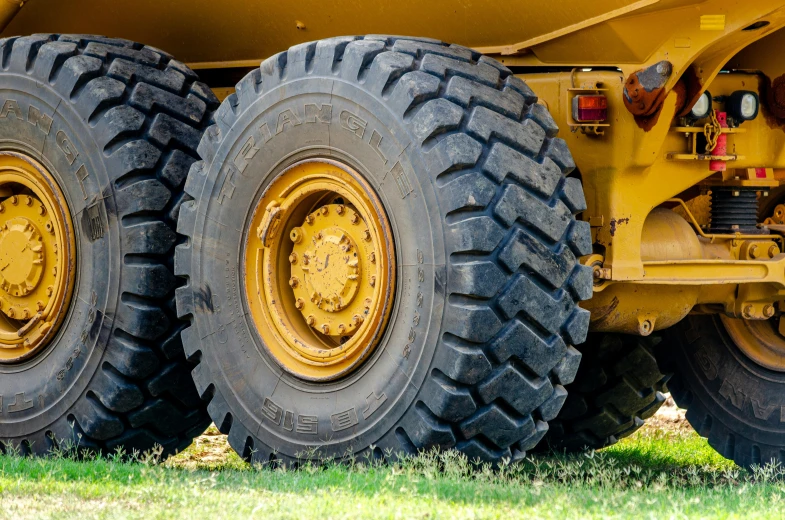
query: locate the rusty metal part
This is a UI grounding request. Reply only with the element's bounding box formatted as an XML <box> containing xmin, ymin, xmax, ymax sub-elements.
<box><xmin>623</xmin><ymin>61</ymin><xmax>672</xmax><ymax>117</ymax></box>
<box><xmin>0</xmin><ymin>152</ymin><xmax>75</xmax><ymax>363</ymax></box>
<box><xmin>766</xmin><ymin>73</ymin><xmax>785</xmax><ymax>120</ymax></box>
<box><xmin>244</xmin><ymin>159</ymin><xmax>395</xmax><ymax>382</ymax></box>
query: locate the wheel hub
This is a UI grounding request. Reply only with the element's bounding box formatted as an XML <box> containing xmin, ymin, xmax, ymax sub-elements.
<box><xmin>0</xmin><ymin>153</ymin><xmax>75</xmax><ymax>363</ymax></box>
<box><xmin>245</xmin><ymin>159</ymin><xmax>395</xmax><ymax>381</ymax></box>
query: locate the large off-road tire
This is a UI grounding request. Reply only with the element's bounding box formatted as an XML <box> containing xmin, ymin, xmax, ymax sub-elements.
<box><xmin>0</xmin><ymin>35</ymin><xmax>216</xmax><ymax>457</ymax></box>
<box><xmin>176</xmin><ymin>36</ymin><xmax>593</xmax><ymax>465</ymax></box>
<box><xmin>659</xmin><ymin>315</ymin><xmax>785</xmax><ymax>468</ymax></box>
<box><xmin>543</xmin><ymin>333</ymin><xmax>668</xmax><ymax>451</ymax></box>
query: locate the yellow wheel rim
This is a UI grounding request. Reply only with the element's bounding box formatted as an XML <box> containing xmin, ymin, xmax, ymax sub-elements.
<box><xmin>0</xmin><ymin>152</ymin><xmax>76</xmax><ymax>363</ymax></box>
<box><xmin>245</xmin><ymin>159</ymin><xmax>395</xmax><ymax>381</ymax></box>
<box><xmin>721</xmin><ymin>315</ymin><xmax>785</xmax><ymax>372</ymax></box>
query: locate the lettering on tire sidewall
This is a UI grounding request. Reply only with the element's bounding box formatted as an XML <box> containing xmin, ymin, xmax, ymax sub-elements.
<box><xmin>198</xmin><ymin>83</ymin><xmax>445</xmax><ymax>454</ymax></box>
<box><xmin>685</xmin><ymin>317</ymin><xmax>785</xmax><ymax>441</ymax></box>
<box><xmin>0</xmin><ymin>81</ymin><xmax>115</xmax><ymax>436</ymax></box>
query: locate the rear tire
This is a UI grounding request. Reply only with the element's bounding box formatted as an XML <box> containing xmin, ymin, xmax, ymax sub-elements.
<box><xmin>177</xmin><ymin>36</ymin><xmax>594</xmax><ymax>464</ymax></box>
<box><xmin>543</xmin><ymin>333</ymin><xmax>668</xmax><ymax>451</ymax></box>
<box><xmin>659</xmin><ymin>315</ymin><xmax>785</xmax><ymax>468</ymax></box>
<box><xmin>0</xmin><ymin>35</ymin><xmax>215</xmax><ymax>457</ymax></box>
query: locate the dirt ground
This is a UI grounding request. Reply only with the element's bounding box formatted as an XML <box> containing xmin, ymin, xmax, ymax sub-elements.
<box><xmin>169</xmin><ymin>394</ymin><xmax>690</xmax><ymax>468</ymax></box>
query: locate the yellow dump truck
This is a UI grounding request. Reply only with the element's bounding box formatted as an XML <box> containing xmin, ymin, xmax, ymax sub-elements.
<box><xmin>1</xmin><ymin>0</ymin><xmax>784</xmax><ymax>469</ymax></box>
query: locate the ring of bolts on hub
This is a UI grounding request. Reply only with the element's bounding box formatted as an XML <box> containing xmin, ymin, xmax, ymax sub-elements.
<box><xmin>287</xmin><ymin>204</ymin><xmax>379</xmax><ymax>336</ymax></box>
<box><xmin>0</xmin><ymin>194</ymin><xmax>59</xmax><ymax>322</ymax></box>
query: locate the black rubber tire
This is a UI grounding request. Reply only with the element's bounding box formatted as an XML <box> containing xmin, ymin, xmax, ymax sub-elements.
<box><xmin>0</xmin><ymin>35</ymin><xmax>216</xmax><ymax>457</ymax></box>
<box><xmin>542</xmin><ymin>333</ymin><xmax>668</xmax><ymax>451</ymax></box>
<box><xmin>659</xmin><ymin>315</ymin><xmax>785</xmax><ymax>468</ymax></box>
<box><xmin>177</xmin><ymin>35</ymin><xmax>593</xmax><ymax>465</ymax></box>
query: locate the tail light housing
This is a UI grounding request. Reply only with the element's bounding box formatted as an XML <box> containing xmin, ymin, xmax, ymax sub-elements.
<box><xmin>572</xmin><ymin>95</ymin><xmax>608</xmax><ymax>122</ymax></box>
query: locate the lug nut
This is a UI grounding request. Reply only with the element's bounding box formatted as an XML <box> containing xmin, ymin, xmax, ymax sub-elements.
<box><xmin>369</xmin><ymin>252</ymin><xmax>376</xmax><ymax>264</ymax></box>
<box><xmin>321</xmin><ymin>206</ymin><xmax>329</xmax><ymax>216</ymax></box>
<box><xmin>338</xmin><ymin>324</ymin><xmax>346</xmax><ymax>334</ymax></box>
<box><xmin>352</xmin><ymin>314</ymin><xmax>364</xmax><ymax>326</ymax></box>
<box><xmin>7</xmin><ymin>308</ymin><xmax>14</xmax><ymax>318</ymax></box>
<box><xmin>321</xmin><ymin>324</ymin><xmax>330</xmax><ymax>335</ymax></box>
<box><xmin>24</xmin><ymin>196</ymin><xmax>32</xmax><ymax>206</ymax></box>
<box><xmin>295</xmin><ymin>298</ymin><xmax>304</xmax><ymax>310</ymax></box>
<box><xmin>305</xmin><ymin>214</ymin><xmax>314</xmax><ymax>225</ymax></box>
<box><xmin>769</xmin><ymin>245</ymin><xmax>780</xmax><ymax>258</ymax></box>
<box><xmin>38</xmin><ymin>205</ymin><xmax>46</xmax><ymax>216</ymax></box>
<box><xmin>289</xmin><ymin>252</ymin><xmax>298</xmax><ymax>264</ymax></box>
<box><xmin>764</xmin><ymin>304</ymin><xmax>776</xmax><ymax>318</ymax></box>
<box><xmin>36</xmin><ymin>301</ymin><xmax>44</xmax><ymax>311</ymax></box>
<box><xmin>369</xmin><ymin>275</ymin><xmax>376</xmax><ymax>287</ymax></box>
<box><xmin>350</xmin><ymin>213</ymin><xmax>359</xmax><ymax>224</ymax></box>
<box><xmin>362</xmin><ymin>230</ymin><xmax>371</xmax><ymax>242</ymax></box>
<box><xmin>290</xmin><ymin>227</ymin><xmax>303</xmax><ymax>243</ymax></box>
<box><xmin>46</xmin><ymin>286</ymin><xmax>53</xmax><ymax>297</ymax></box>
<box><xmin>306</xmin><ymin>315</ymin><xmax>315</xmax><ymax>326</ymax></box>
<box><xmin>336</xmin><ymin>205</ymin><xmax>345</xmax><ymax>215</ymax></box>
<box><xmin>289</xmin><ymin>276</ymin><xmax>299</xmax><ymax>288</ymax></box>
<box><xmin>9</xmin><ymin>195</ymin><xmax>17</xmax><ymax>205</ymax></box>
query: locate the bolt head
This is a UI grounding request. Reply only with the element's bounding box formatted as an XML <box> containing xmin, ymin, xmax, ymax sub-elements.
<box><xmin>362</xmin><ymin>230</ymin><xmax>371</xmax><ymax>242</ymax></box>
<box><xmin>295</xmin><ymin>298</ymin><xmax>304</xmax><ymax>310</ymax></box>
<box><xmin>336</xmin><ymin>205</ymin><xmax>345</xmax><ymax>215</ymax></box>
<box><xmin>749</xmin><ymin>245</ymin><xmax>759</xmax><ymax>259</ymax></box>
<box><xmin>306</xmin><ymin>315</ymin><xmax>315</xmax><ymax>326</ymax></box>
<box><xmin>46</xmin><ymin>286</ymin><xmax>53</xmax><ymax>297</ymax></box>
<box><xmin>352</xmin><ymin>314</ymin><xmax>364</xmax><ymax>326</ymax></box>
<box><xmin>350</xmin><ymin>213</ymin><xmax>359</xmax><ymax>224</ymax></box>
<box><xmin>743</xmin><ymin>304</ymin><xmax>754</xmax><ymax>318</ymax></box>
<box><xmin>290</xmin><ymin>227</ymin><xmax>303</xmax><ymax>243</ymax></box>
<box><xmin>769</xmin><ymin>245</ymin><xmax>780</xmax><ymax>258</ymax></box>
<box><xmin>288</xmin><ymin>252</ymin><xmax>298</xmax><ymax>264</ymax></box>
<box><xmin>764</xmin><ymin>304</ymin><xmax>776</xmax><ymax>318</ymax></box>
<box><xmin>321</xmin><ymin>324</ymin><xmax>330</xmax><ymax>335</ymax></box>
<box><xmin>369</xmin><ymin>252</ymin><xmax>376</xmax><ymax>264</ymax></box>
<box><xmin>369</xmin><ymin>275</ymin><xmax>376</xmax><ymax>287</ymax></box>
<box><xmin>305</xmin><ymin>215</ymin><xmax>314</xmax><ymax>225</ymax></box>
<box><xmin>321</xmin><ymin>206</ymin><xmax>329</xmax><ymax>215</ymax></box>
<box><xmin>338</xmin><ymin>324</ymin><xmax>346</xmax><ymax>333</ymax></box>
<box><xmin>289</xmin><ymin>276</ymin><xmax>299</xmax><ymax>288</ymax></box>
<box><xmin>9</xmin><ymin>195</ymin><xmax>17</xmax><ymax>205</ymax></box>
<box><xmin>24</xmin><ymin>196</ymin><xmax>32</xmax><ymax>206</ymax></box>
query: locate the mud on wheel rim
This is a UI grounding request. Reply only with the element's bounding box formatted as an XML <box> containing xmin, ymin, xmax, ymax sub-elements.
<box><xmin>245</xmin><ymin>159</ymin><xmax>395</xmax><ymax>381</ymax></box>
<box><xmin>0</xmin><ymin>152</ymin><xmax>75</xmax><ymax>363</ymax></box>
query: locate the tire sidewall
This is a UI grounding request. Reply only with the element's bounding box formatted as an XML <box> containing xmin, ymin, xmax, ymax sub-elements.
<box><xmin>0</xmin><ymin>73</ymin><xmax>117</xmax><ymax>438</ymax></box>
<box><xmin>190</xmin><ymin>76</ymin><xmax>446</xmax><ymax>456</ymax></box>
<box><xmin>675</xmin><ymin>315</ymin><xmax>785</xmax><ymax>447</ymax></box>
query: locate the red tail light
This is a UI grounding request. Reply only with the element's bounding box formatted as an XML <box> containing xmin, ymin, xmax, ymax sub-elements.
<box><xmin>572</xmin><ymin>95</ymin><xmax>608</xmax><ymax>122</ymax></box>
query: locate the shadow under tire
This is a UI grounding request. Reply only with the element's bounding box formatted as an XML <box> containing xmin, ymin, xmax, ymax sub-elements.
<box><xmin>658</xmin><ymin>315</ymin><xmax>785</xmax><ymax>468</ymax></box>
<box><xmin>177</xmin><ymin>35</ymin><xmax>593</xmax><ymax>465</ymax></box>
<box><xmin>542</xmin><ymin>333</ymin><xmax>668</xmax><ymax>452</ymax></box>
<box><xmin>0</xmin><ymin>34</ymin><xmax>216</xmax><ymax>457</ymax></box>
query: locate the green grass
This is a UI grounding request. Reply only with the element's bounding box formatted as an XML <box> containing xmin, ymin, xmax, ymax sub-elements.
<box><xmin>1</xmin><ymin>426</ymin><xmax>785</xmax><ymax>519</ymax></box>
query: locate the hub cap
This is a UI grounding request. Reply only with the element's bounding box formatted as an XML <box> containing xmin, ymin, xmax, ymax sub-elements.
<box><xmin>245</xmin><ymin>159</ymin><xmax>395</xmax><ymax>381</ymax></box>
<box><xmin>0</xmin><ymin>153</ymin><xmax>75</xmax><ymax>363</ymax></box>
